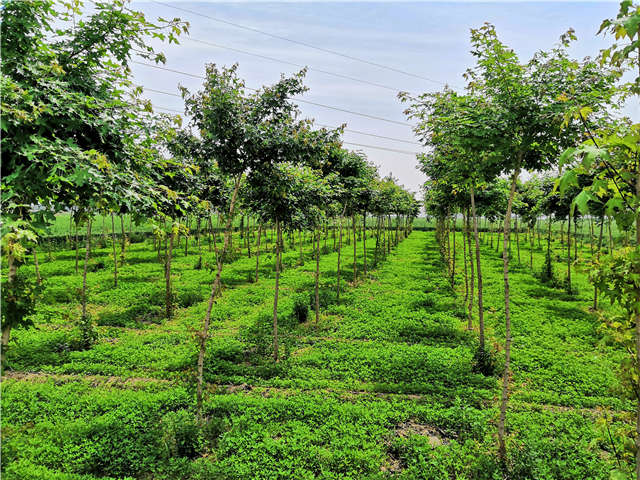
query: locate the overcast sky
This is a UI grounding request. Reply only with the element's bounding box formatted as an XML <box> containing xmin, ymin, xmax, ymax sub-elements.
<box><xmin>130</xmin><ymin>1</ymin><xmax>635</xmax><ymax>193</ymax></box>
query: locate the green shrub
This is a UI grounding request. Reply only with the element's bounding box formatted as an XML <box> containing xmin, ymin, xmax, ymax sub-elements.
<box><xmin>472</xmin><ymin>344</ymin><xmax>498</xmax><ymax>377</ymax></box>
<box><xmin>292</xmin><ymin>295</ymin><xmax>309</xmax><ymax>324</ymax></box>
<box><xmin>161</xmin><ymin>410</ymin><xmax>201</xmax><ymax>459</ymax></box>
<box><xmin>178</xmin><ymin>290</ymin><xmax>204</xmax><ymax>308</ymax></box>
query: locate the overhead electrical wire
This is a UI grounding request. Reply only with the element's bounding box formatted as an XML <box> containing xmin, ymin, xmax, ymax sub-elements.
<box><xmin>133</xmin><ymin>61</ymin><xmax>412</xmax><ymax>126</ymax></box>
<box><xmin>152</xmin><ymin>105</ymin><xmax>420</xmax><ymax>155</ymax></box>
<box><xmin>142</xmin><ymin>86</ymin><xmax>420</xmax><ymax>145</ymax></box>
<box><xmin>150</xmin><ymin>0</ymin><xmax>451</xmax><ymax>87</ymax></box>
<box><xmin>186</xmin><ymin>37</ymin><xmax>414</xmax><ymax>94</ymax></box>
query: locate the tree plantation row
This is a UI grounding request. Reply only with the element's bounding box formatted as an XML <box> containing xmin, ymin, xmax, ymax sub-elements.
<box><xmin>1</xmin><ymin>0</ymin><xmax>421</xmax><ymax>414</ymax></box>
<box><xmin>399</xmin><ymin>1</ymin><xmax>640</xmax><ymax>477</ymax></box>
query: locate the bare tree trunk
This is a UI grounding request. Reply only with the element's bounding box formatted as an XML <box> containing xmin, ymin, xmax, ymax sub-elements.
<box><xmin>374</xmin><ymin>215</ymin><xmax>382</xmax><ymax>266</ymax></box>
<box><xmin>208</xmin><ymin>215</ymin><xmax>213</xmax><ymax>252</ymax></box>
<box><xmin>111</xmin><ymin>213</ymin><xmax>118</xmax><ymax>288</ymax></box>
<box><xmin>567</xmin><ymin>214</ymin><xmax>572</xmax><ymax>294</ymax></box>
<box><xmin>594</xmin><ymin>217</ymin><xmax>604</xmax><ymax>310</ymax></box>
<box><xmin>75</xmin><ymin>218</ymin><xmax>79</xmax><ymax>274</ymax></box>
<box><xmin>185</xmin><ymin>216</ymin><xmax>189</xmax><ymax>257</ymax></box>
<box><xmin>81</xmin><ymin>220</ymin><xmax>92</xmax><ymax>322</ymax></box>
<box><xmin>352</xmin><ymin>214</ymin><xmax>357</xmax><ymax>283</ymax></box>
<box><xmin>462</xmin><ymin>210</ymin><xmax>469</xmax><ymax>322</ymax></box>
<box><xmin>33</xmin><ymin>248</ymin><xmax>41</xmax><ymax>286</ymax></box>
<box><xmin>529</xmin><ymin>224</ymin><xmax>534</xmax><ymax>269</ymax></box>
<box><xmin>470</xmin><ymin>185</ymin><xmax>485</xmax><ymax>350</ymax></box>
<box><xmin>197</xmin><ymin>217</ymin><xmax>202</xmax><ymax>266</ymax></box>
<box><xmin>315</xmin><ymin>228</ymin><xmax>320</xmax><ymax>324</ymax></box>
<box><xmin>337</xmin><ymin>206</ymin><xmax>346</xmax><ymax>300</ymax></box>
<box><xmin>387</xmin><ymin>215</ymin><xmax>391</xmax><ymax>254</ymax></box>
<box><xmin>575</xmin><ymin>217</ymin><xmax>578</xmax><ymax>261</ymax></box>
<box><xmin>451</xmin><ymin>215</ymin><xmax>456</xmax><ymax>287</ymax></box>
<box><xmin>273</xmin><ymin>220</ymin><xmax>282</xmax><ymax>362</ymax></box>
<box><xmin>516</xmin><ymin>216</ymin><xmax>521</xmax><ymax>263</ymax></box>
<box><xmin>165</xmin><ymin>228</ymin><xmax>174</xmax><ymax>319</ymax></box>
<box><xmin>1</xmin><ymin>250</ymin><xmax>18</xmax><ymax>369</ymax></box>
<box><xmin>255</xmin><ymin>223</ymin><xmax>262</xmax><ymax>283</ymax></box>
<box><xmin>467</xmin><ymin>208</ymin><xmax>474</xmax><ymax>331</ymax></box>
<box><xmin>498</xmin><ymin>166</ymin><xmax>521</xmax><ymax>464</ymax></box>
<box><xmin>68</xmin><ymin>212</ymin><xmax>73</xmax><ymax>249</ymax></box>
<box><xmin>196</xmin><ymin>175</ymin><xmax>242</xmax><ymax>419</ymax></box>
<box><xmin>120</xmin><ymin>216</ymin><xmax>126</xmax><ymax>257</ymax></box>
<box><xmin>608</xmin><ymin>216</ymin><xmax>613</xmax><ymax>252</ymax></box>
<box><xmin>589</xmin><ymin>216</ymin><xmax>594</xmax><ymax>258</ymax></box>
<box><xmin>299</xmin><ymin>229</ymin><xmax>304</xmax><ymax>265</ymax></box>
<box><xmin>363</xmin><ymin>211</ymin><xmax>367</xmax><ymax>276</ymax></box>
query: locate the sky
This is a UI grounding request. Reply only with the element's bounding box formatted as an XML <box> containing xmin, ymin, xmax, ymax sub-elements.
<box><xmin>129</xmin><ymin>1</ymin><xmax>635</xmax><ymax>193</ymax></box>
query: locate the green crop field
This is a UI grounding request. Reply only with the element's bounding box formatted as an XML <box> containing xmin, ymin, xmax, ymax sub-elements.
<box><xmin>1</xmin><ymin>227</ymin><xmax>632</xmax><ymax>479</ymax></box>
<box><xmin>3</xmin><ymin>0</ymin><xmax>639</xmax><ymax>478</ymax></box>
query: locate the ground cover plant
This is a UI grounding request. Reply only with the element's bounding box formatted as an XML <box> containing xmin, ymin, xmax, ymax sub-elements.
<box><xmin>2</xmin><ymin>0</ymin><xmax>640</xmax><ymax>478</ymax></box>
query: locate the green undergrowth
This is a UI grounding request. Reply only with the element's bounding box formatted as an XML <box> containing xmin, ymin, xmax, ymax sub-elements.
<box><xmin>1</xmin><ymin>231</ymin><xmax>630</xmax><ymax>478</ymax></box>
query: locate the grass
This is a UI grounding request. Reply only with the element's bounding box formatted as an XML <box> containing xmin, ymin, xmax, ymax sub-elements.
<box><xmin>1</xmin><ymin>228</ymin><xmax>632</xmax><ymax>479</ymax></box>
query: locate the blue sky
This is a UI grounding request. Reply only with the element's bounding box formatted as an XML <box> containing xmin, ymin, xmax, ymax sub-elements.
<box><xmin>131</xmin><ymin>1</ymin><xmax>633</xmax><ymax>193</ymax></box>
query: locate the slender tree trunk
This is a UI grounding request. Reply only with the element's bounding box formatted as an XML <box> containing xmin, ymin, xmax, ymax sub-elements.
<box><xmin>1</xmin><ymin>251</ymin><xmax>17</xmax><ymax>369</ymax></box>
<box><xmin>337</xmin><ymin>206</ymin><xmax>346</xmax><ymax>300</ymax></box>
<box><xmin>165</xmin><ymin>228</ymin><xmax>174</xmax><ymax>319</ymax></box>
<box><xmin>498</xmin><ymin>166</ymin><xmax>521</xmax><ymax>464</ymax></box>
<box><xmin>352</xmin><ymin>214</ymin><xmax>357</xmax><ymax>283</ymax></box>
<box><xmin>315</xmin><ymin>228</ymin><xmax>320</xmax><ymax>324</ymax></box>
<box><xmin>446</xmin><ymin>212</ymin><xmax>452</xmax><ymax>275</ymax></box>
<box><xmin>467</xmin><ymin>207</ymin><xmax>474</xmax><ymax>331</ymax></box>
<box><xmin>81</xmin><ymin>220</ymin><xmax>92</xmax><ymax>322</ymax></box>
<box><xmin>299</xmin><ymin>229</ymin><xmax>304</xmax><ymax>265</ymax></box>
<box><xmin>470</xmin><ymin>184</ymin><xmax>485</xmax><ymax>350</ymax></box>
<box><xmin>516</xmin><ymin>216</ymin><xmax>521</xmax><ymax>263</ymax></box>
<box><xmin>594</xmin><ymin>216</ymin><xmax>605</xmax><ymax>310</ymax></box>
<box><xmin>363</xmin><ymin>211</ymin><xmax>368</xmax><ymax>276</ymax></box>
<box><xmin>111</xmin><ymin>213</ymin><xmax>118</xmax><ymax>288</ymax></box>
<box><xmin>33</xmin><ymin>248</ymin><xmax>41</xmax><ymax>286</ymax></box>
<box><xmin>387</xmin><ymin>215</ymin><xmax>391</xmax><ymax>254</ymax></box>
<box><xmin>589</xmin><ymin>216</ymin><xmax>595</xmax><ymax>258</ymax></box>
<box><xmin>208</xmin><ymin>216</ymin><xmax>213</xmax><ymax>252</ymax></box>
<box><xmin>120</xmin><ymin>216</ymin><xmax>126</xmax><ymax>257</ymax></box>
<box><xmin>185</xmin><ymin>216</ymin><xmax>189</xmax><ymax>257</ymax></box>
<box><xmin>462</xmin><ymin>211</ymin><xmax>469</xmax><ymax>322</ymax></box>
<box><xmin>68</xmin><ymin>212</ymin><xmax>73</xmax><ymax>249</ymax></box>
<box><xmin>575</xmin><ymin>217</ymin><xmax>579</xmax><ymax>261</ymax></box>
<box><xmin>273</xmin><ymin>220</ymin><xmax>282</xmax><ymax>362</ymax></box>
<box><xmin>255</xmin><ymin>224</ymin><xmax>263</xmax><ymax>282</ymax></box>
<box><xmin>197</xmin><ymin>217</ymin><xmax>203</xmax><ymax>266</ymax></box>
<box><xmin>451</xmin><ymin>215</ymin><xmax>456</xmax><ymax>287</ymax></box>
<box><xmin>196</xmin><ymin>175</ymin><xmax>242</xmax><ymax>419</ymax></box>
<box><xmin>567</xmin><ymin>214</ymin><xmax>572</xmax><ymax>294</ymax></box>
<box><xmin>75</xmin><ymin>219</ymin><xmax>79</xmax><ymax>274</ymax></box>
<box><xmin>608</xmin><ymin>216</ymin><xmax>613</xmax><ymax>252</ymax></box>
<box><xmin>537</xmin><ymin>218</ymin><xmax>542</xmax><ymax>249</ymax></box>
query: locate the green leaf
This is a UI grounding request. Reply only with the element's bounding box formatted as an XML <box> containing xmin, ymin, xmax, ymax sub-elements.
<box><xmin>556</xmin><ymin>170</ymin><xmax>578</xmax><ymax>195</ymax></box>
<box><xmin>571</xmin><ymin>189</ymin><xmax>597</xmax><ymax>216</ymax></box>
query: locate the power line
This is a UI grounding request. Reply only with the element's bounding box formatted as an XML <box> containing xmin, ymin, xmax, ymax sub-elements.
<box><xmin>153</xmin><ymin>106</ymin><xmax>419</xmax><ymax>155</ymax></box>
<box><xmin>186</xmin><ymin>37</ymin><xmax>413</xmax><ymax>94</ymax></box>
<box><xmin>316</xmin><ymin>124</ymin><xmax>419</xmax><ymax>145</ymax></box>
<box><xmin>343</xmin><ymin>142</ymin><xmax>419</xmax><ymax>155</ymax></box>
<box><xmin>142</xmin><ymin>86</ymin><xmax>420</xmax><ymax>145</ymax></box>
<box><xmin>132</xmin><ymin>61</ymin><xmax>411</xmax><ymax>126</ymax></box>
<box><xmin>150</xmin><ymin>0</ymin><xmax>450</xmax><ymax>86</ymax></box>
